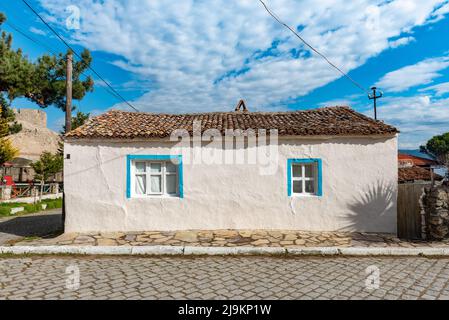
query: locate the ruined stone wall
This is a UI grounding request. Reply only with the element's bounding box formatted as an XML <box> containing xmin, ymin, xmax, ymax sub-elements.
<box><xmin>423</xmin><ymin>186</ymin><xmax>449</xmax><ymax>240</ymax></box>
<box><xmin>13</xmin><ymin>109</ymin><xmax>47</xmax><ymax>128</ymax></box>
<box><xmin>9</xmin><ymin>108</ymin><xmax>61</xmax><ymax>161</ymax></box>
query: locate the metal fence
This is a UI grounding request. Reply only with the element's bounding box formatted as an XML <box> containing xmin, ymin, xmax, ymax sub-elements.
<box><xmin>0</xmin><ymin>183</ymin><xmax>63</xmax><ymax>200</ymax></box>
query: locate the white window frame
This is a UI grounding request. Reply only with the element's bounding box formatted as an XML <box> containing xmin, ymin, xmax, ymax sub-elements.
<box><xmin>291</xmin><ymin>163</ymin><xmax>318</xmax><ymax>197</ymax></box>
<box><xmin>132</xmin><ymin>160</ymin><xmax>179</xmax><ymax>198</ymax></box>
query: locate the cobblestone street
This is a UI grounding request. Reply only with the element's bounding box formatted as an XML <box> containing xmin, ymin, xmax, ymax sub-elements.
<box><xmin>1</xmin><ymin>256</ymin><xmax>449</xmax><ymax>300</ymax></box>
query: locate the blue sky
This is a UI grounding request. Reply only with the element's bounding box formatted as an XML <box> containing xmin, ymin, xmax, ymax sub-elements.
<box><xmin>1</xmin><ymin>0</ymin><xmax>449</xmax><ymax>148</ymax></box>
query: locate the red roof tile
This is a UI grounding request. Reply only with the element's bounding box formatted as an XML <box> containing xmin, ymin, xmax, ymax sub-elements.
<box><xmin>65</xmin><ymin>106</ymin><xmax>398</xmax><ymax>140</ymax></box>
<box><xmin>399</xmin><ymin>167</ymin><xmax>443</xmax><ymax>183</ymax></box>
<box><xmin>398</xmin><ymin>154</ymin><xmax>437</xmax><ymax>167</ymax></box>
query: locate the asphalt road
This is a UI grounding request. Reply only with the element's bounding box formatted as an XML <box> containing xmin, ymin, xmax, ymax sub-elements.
<box><xmin>0</xmin><ymin>209</ymin><xmax>63</xmax><ymax>245</ymax></box>
<box><xmin>1</xmin><ymin>255</ymin><xmax>449</xmax><ymax>300</ymax></box>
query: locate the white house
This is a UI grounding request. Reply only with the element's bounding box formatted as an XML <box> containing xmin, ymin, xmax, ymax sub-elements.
<box><xmin>64</xmin><ymin>106</ymin><xmax>399</xmax><ymax>234</ymax></box>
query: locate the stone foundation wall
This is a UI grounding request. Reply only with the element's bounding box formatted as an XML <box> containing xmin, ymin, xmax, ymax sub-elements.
<box><xmin>423</xmin><ymin>186</ymin><xmax>449</xmax><ymax>240</ymax></box>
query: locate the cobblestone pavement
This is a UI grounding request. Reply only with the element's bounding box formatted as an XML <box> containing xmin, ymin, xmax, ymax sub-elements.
<box><xmin>1</xmin><ymin>256</ymin><xmax>449</xmax><ymax>300</ymax></box>
<box><xmin>13</xmin><ymin>229</ymin><xmax>449</xmax><ymax>248</ymax></box>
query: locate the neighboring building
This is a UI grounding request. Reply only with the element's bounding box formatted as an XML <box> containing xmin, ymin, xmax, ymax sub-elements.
<box><xmin>398</xmin><ymin>166</ymin><xmax>443</xmax><ymax>184</ymax></box>
<box><xmin>398</xmin><ymin>153</ymin><xmax>437</xmax><ymax>169</ymax></box>
<box><xmin>398</xmin><ymin>151</ymin><xmax>447</xmax><ymax>183</ymax></box>
<box><xmin>64</xmin><ymin>106</ymin><xmax>399</xmax><ymax>234</ymax></box>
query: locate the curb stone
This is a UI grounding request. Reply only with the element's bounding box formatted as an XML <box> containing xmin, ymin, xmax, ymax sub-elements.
<box><xmin>2</xmin><ymin>246</ymin><xmax>449</xmax><ymax>257</ymax></box>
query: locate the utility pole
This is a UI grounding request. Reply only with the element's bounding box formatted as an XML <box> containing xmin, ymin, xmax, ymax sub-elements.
<box><xmin>65</xmin><ymin>51</ymin><xmax>73</xmax><ymax>133</ymax></box>
<box><xmin>368</xmin><ymin>87</ymin><xmax>383</xmax><ymax>120</ymax></box>
<box><xmin>63</xmin><ymin>51</ymin><xmax>73</xmax><ymax>231</ymax></box>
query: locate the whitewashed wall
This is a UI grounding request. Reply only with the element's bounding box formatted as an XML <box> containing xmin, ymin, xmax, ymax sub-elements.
<box><xmin>64</xmin><ymin>135</ymin><xmax>398</xmax><ymax>233</ymax></box>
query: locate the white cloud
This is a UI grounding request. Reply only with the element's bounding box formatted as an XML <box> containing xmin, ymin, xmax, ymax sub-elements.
<box><xmin>376</xmin><ymin>56</ymin><xmax>449</xmax><ymax>92</ymax></box>
<box><xmin>388</xmin><ymin>36</ymin><xmax>415</xmax><ymax>48</ymax></box>
<box><xmin>420</xmin><ymin>81</ymin><xmax>449</xmax><ymax>96</ymax></box>
<box><xmin>369</xmin><ymin>95</ymin><xmax>449</xmax><ymax>148</ymax></box>
<box><xmin>37</xmin><ymin>0</ymin><xmax>449</xmax><ymax>114</ymax></box>
<box><xmin>434</xmin><ymin>3</ymin><xmax>449</xmax><ymax>19</ymax></box>
<box><xmin>29</xmin><ymin>27</ymin><xmax>46</xmax><ymax>36</ymax></box>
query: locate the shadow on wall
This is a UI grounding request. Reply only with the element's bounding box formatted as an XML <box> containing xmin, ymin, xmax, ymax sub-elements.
<box><xmin>340</xmin><ymin>181</ymin><xmax>397</xmax><ymax>233</ymax></box>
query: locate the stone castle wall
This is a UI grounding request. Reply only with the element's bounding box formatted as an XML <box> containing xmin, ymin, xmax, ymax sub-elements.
<box><xmin>9</xmin><ymin>108</ymin><xmax>60</xmax><ymax>161</ymax></box>
<box><xmin>13</xmin><ymin>109</ymin><xmax>47</xmax><ymax>128</ymax></box>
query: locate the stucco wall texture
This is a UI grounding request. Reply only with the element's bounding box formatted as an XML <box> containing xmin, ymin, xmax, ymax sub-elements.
<box><xmin>64</xmin><ymin>136</ymin><xmax>398</xmax><ymax>233</ymax></box>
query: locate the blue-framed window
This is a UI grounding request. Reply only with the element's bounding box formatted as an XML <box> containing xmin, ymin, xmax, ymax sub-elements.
<box><xmin>287</xmin><ymin>159</ymin><xmax>322</xmax><ymax>197</ymax></box>
<box><xmin>126</xmin><ymin>155</ymin><xmax>183</xmax><ymax>199</ymax></box>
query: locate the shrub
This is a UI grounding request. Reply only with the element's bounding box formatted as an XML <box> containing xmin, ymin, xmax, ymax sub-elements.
<box><xmin>0</xmin><ymin>207</ymin><xmax>10</xmax><ymax>216</ymax></box>
<box><xmin>23</xmin><ymin>203</ymin><xmax>40</xmax><ymax>214</ymax></box>
<box><xmin>0</xmin><ymin>198</ymin><xmax>62</xmax><ymax>216</ymax></box>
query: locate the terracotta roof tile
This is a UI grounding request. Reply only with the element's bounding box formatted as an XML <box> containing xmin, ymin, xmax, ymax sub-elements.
<box><xmin>398</xmin><ymin>153</ymin><xmax>437</xmax><ymax>167</ymax></box>
<box><xmin>399</xmin><ymin>167</ymin><xmax>443</xmax><ymax>183</ymax></box>
<box><xmin>65</xmin><ymin>106</ymin><xmax>398</xmax><ymax>140</ymax></box>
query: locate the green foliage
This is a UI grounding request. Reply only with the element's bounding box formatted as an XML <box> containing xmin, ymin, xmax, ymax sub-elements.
<box><xmin>0</xmin><ymin>206</ymin><xmax>10</xmax><ymax>216</ymax></box>
<box><xmin>31</xmin><ymin>152</ymin><xmax>63</xmax><ymax>182</ymax></box>
<box><xmin>42</xmin><ymin>198</ymin><xmax>62</xmax><ymax>210</ymax></box>
<box><xmin>8</xmin><ymin>121</ymin><xmax>22</xmax><ymax>134</ymax></box>
<box><xmin>0</xmin><ymin>28</ymin><xmax>35</xmax><ymax>101</ymax></box>
<box><xmin>23</xmin><ymin>203</ymin><xmax>39</xmax><ymax>213</ymax></box>
<box><xmin>0</xmin><ymin>198</ymin><xmax>62</xmax><ymax>216</ymax></box>
<box><xmin>30</xmin><ymin>50</ymin><xmax>94</xmax><ymax>110</ymax></box>
<box><xmin>421</xmin><ymin>132</ymin><xmax>449</xmax><ymax>166</ymax></box>
<box><xmin>0</xmin><ymin>137</ymin><xmax>18</xmax><ymax>164</ymax></box>
<box><xmin>0</xmin><ymin>105</ymin><xmax>18</xmax><ymax>164</ymax></box>
<box><xmin>61</xmin><ymin>111</ymin><xmax>90</xmax><ymax>134</ymax></box>
<box><xmin>0</xmin><ymin>13</ymin><xmax>94</xmax><ymax>114</ymax></box>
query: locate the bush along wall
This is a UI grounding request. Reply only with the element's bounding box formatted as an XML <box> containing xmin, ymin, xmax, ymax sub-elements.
<box><xmin>0</xmin><ymin>198</ymin><xmax>62</xmax><ymax>217</ymax></box>
<box><xmin>423</xmin><ymin>186</ymin><xmax>449</xmax><ymax>240</ymax></box>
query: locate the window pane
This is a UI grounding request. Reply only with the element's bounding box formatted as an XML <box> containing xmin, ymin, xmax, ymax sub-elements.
<box><xmin>292</xmin><ymin>165</ymin><xmax>301</xmax><ymax>178</ymax></box>
<box><xmin>135</xmin><ymin>162</ymin><xmax>146</xmax><ymax>173</ymax></box>
<box><xmin>150</xmin><ymin>175</ymin><xmax>162</xmax><ymax>193</ymax></box>
<box><xmin>166</xmin><ymin>175</ymin><xmax>177</xmax><ymax>194</ymax></box>
<box><xmin>166</xmin><ymin>162</ymin><xmax>177</xmax><ymax>173</ymax></box>
<box><xmin>305</xmin><ymin>164</ymin><xmax>314</xmax><ymax>178</ymax></box>
<box><xmin>293</xmin><ymin>181</ymin><xmax>303</xmax><ymax>194</ymax></box>
<box><xmin>305</xmin><ymin>180</ymin><xmax>315</xmax><ymax>194</ymax></box>
<box><xmin>135</xmin><ymin>175</ymin><xmax>146</xmax><ymax>194</ymax></box>
<box><xmin>150</xmin><ymin>163</ymin><xmax>162</xmax><ymax>173</ymax></box>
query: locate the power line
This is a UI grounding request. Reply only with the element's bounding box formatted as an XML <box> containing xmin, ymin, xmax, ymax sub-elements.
<box><xmin>20</xmin><ymin>0</ymin><xmax>140</xmax><ymax>112</ymax></box>
<box><xmin>4</xmin><ymin>19</ymin><xmax>127</xmax><ymax>104</ymax></box>
<box><xmin>5</xmin><ymin>21</ymin><xmax>60</xmax><ymax>56</ymax></box>
<box><xmin>258</xmin><ymin>0</ymin><xmax>369</xmax><ymax>94</ymax></box>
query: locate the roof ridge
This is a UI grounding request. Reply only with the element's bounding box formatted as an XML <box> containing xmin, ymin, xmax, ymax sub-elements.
<box><xmin>105</xmin><ymin>105</ymin><xmax>353</xmax><ymax>117</ymax></box>
<box><xmin>65</xmin><ymin>106</ymin><xmax>399</xmax><ymax>139</ymax></box>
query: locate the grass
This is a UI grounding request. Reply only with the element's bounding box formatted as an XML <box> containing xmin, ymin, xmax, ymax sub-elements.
<box><xmin>0</xmin><ymin>198</ymin><xmax>62</xmax><ymax>217</ymax></box>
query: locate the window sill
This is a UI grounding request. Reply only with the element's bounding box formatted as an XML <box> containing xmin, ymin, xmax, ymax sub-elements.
<box><xmin>129</xmin><ymin>195</ymin><xmax>182</xmax><ymax>200</ymax></box>
<box><xmin>290</xmin><ymin>194</ymin><xmax>322</xmax><ymax>198</ymax></box>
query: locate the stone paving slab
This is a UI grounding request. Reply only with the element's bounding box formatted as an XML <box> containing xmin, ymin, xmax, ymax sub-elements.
<box><xmin>9</xmin><ymin>229</ymin><xmax>449</xmax><ymax>248</ymax></box>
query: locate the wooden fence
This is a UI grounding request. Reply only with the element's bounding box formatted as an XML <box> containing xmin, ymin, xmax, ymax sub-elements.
<box><xmin>397</xmin><ymin>183</ymin><xmax>430</xmax><ymax>240</ymax></box>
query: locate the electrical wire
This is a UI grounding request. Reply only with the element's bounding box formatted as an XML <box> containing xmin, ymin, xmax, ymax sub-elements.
<box><xmin>258</xmin><ymin>0</ymin><xmax>370</xmax><ymax>94</ymax></box>
<box><xmin>4</xmin><ymin>19</ymin><xmax>126</xmax><ymax>104</ymax></box>
<box><xmin>20</xmin><ymin>0</ymin><xmax>140</xmax><ymax>112</ymax></box>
